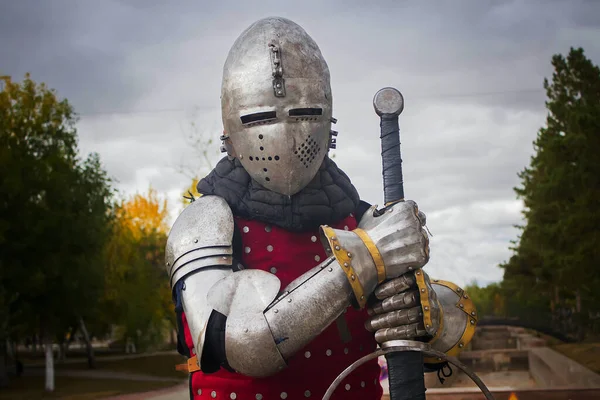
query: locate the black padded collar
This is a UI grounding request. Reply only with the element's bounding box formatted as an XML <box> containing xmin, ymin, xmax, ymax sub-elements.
<box><xmin>197</xmin><ymin>156</ymin><xmax>360</xmax><ymax>232</ymax></box>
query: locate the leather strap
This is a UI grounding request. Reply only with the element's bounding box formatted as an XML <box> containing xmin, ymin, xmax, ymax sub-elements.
<box><xmin>175</xmin><ymin>355</ymin><xmax>200</xmax><ymax>373</ymax></box>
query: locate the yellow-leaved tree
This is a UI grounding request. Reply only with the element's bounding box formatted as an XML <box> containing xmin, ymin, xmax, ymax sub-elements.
<box><xmin>101</xmin><ymin>187</ymin><xmax>174</xmax><ymax>351</ymax></box>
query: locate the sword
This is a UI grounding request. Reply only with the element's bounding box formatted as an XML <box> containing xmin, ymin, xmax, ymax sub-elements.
<box><xmin>322</xmin><ymin>87</ymin><xmax>495</xmax><ymax>400</ymax></box>
<box><xmin>373</xmin><ymin>87</ymin><xmax>425</xmax><ymax>400</ymax></box>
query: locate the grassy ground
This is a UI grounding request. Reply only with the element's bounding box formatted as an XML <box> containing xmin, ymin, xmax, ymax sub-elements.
<box><xmin>0</xmin><ymin>376</ymin><xmax>178</xmax><ymax>400</ymax></box>
<box><xmin>552</xmin><ymin>342</ymin><xmax>600</xmax><ymax>374</ymax></box>
<box><xmin>2</xmin><ymin>353</ymin><xmax>188</xmax><ymax>399</ymax></box>
<box><xmin>54</xmin><ymin>353</ymin><xmax>188</xmax><ymax>379</ymax></box>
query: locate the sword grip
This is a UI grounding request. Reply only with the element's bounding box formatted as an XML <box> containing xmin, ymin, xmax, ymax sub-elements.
<box><xmin>385</xmin><ymin>351</ymin><xmax>426</xmax><ymax>400</ymax></box>
<box><xmin>380</xmin><ymin>114</ymin><xmax>404</xmax><ymax>205</ymax></box>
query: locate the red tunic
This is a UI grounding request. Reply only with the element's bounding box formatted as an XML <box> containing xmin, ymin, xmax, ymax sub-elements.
<box><xmin>181</xmin><ymin>214</ymin><xmax>383</xmax><ymax>399</ymax></box>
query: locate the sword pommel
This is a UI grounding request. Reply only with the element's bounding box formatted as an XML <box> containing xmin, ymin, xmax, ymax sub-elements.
<box><xmin>373</xmin><ymin>87</ymin><xmax>404</xmax><ymax>116</ymax></box>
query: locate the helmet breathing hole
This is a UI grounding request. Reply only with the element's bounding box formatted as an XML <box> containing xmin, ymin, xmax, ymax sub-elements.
<box><xmin>259</xmin><ymin>134</ymin><xmax>264</xmax><ymax>139</ymax></box>
<box><xmin>263</xmin><ymin>168</ymin><xmax>268</xmax><ymax>172</ymax></box>
<box><xmin>249</xmin><ymin>156</ymin><xmax>254</xmax><ymax>161</ymax></box>
<box><xmin>266</xmin><ymin>177</ymin><xmax>270</xmax><ymax>182</ymax></box>
<box><xmin>260</xmin><ymin>146</ymin><xmax>264</xmax><ymax>151</ymax></box>
<box><xmin>268</xmin><ymin>156</ymin><xmax>272</xmax><ymax>161</ymax></box>
<box><xmin>275</xmin><ymin>155</ymin><xmax>280</xmax><ymax>160</ymax></box>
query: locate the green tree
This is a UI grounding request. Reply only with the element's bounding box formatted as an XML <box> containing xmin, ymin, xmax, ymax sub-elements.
<box><xmin>100</xmin><ymin>188</ymin><xmax>173</xmax><ymax>352</ymax></box>
<box><xmin>0</xmin><ymin>74</ymin><xmax>114</xmax><ymax>390</ymax></box>
<box><xmin>502</xmin><ymin>48</ymin><xmax>600</xmax><ymax>338</ymax></box>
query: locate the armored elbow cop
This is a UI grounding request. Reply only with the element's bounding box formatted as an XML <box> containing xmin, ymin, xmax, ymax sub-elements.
<box><xmin>426</xmin><ymin>280</ymin><xmax>478</xmax><ymax>362</ymax></box>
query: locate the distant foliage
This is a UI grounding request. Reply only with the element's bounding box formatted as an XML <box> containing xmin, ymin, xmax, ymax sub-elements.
<box><xmin>100</xmin><ymin>187</ymin><xmax>173</xmax><ymax>350</ymax></box>
<box><xmin>0</xmin><ymin>74</ymin><xmax>115</xmax><ymax>390</ymax></box>
<box><xmin>495</xmin><ymin>48</ymin><xmax>600</xmax><ymax>340</ymax></box>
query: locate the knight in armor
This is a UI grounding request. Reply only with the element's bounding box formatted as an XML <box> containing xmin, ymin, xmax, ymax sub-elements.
<box><xmin>167</xmin><ymin>17</ymin><xmax>477</xmax><ymax>400</ymax></box>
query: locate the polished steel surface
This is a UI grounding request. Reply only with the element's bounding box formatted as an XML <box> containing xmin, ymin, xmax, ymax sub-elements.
<box><xmin>373</xmin><ymin>87</ymin><xmax>405</xmax><ymax>116</ymax></box>
<box><xmin>373</xmin><ymin>273</ymin><xmax>416</xmax><ymax>300</ymax></box>
<box><xmin>165</xmin><ymin>195</ymin><xmax>234</xmax><ymax>287</ymax></box>
<box><xmin>357</xmin><ymin>201</ymin><xmax>429</xmax><ymax>279</ymax></box>
<box><xmin>430</xmin><ymin>283</ymin><xmax>468</xmax><ymax>354</ymax></box>
<box><xmin>221</xmin><ymin>17</ymin><xmax>333</xmax><ymax>195</ymax></box>
<box><xmin>181</xmin><ymin>269</ymin><xmax>232</xmax><ymax>370</ymax></box>
<box><xmin>265</xmin><ymin>258</ymin><xmax>353</xmax><ymax>360</ymax></box>
<box><xmin>207</xmin><ymin>269</ymin><xmax>286</xmax><ymax>377</ymax></box>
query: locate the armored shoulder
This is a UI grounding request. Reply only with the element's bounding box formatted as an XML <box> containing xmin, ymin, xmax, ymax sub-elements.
<box><xmin>165</xmin><ymin>195</ymin><xmax>234</xmax><ymax>288</ymax></box>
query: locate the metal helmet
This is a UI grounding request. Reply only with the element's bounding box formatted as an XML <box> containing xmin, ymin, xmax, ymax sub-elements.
<box><xmin>220</xmin><ymin>17</ymin><xmax>334</xmax><ymax>196</ymax></box>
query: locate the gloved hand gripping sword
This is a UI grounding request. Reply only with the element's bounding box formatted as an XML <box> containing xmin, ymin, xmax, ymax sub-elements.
<box><xmin>322</xmin><ymin>88</ymin><xmax>495</xmax><ymax>400</ymax></box>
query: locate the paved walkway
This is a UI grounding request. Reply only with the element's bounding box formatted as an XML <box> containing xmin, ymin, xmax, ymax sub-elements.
<box><xmin>24</xmin><ymin>368</ymin><xmax>183</xmax><ymax>383</ymax></box>
<box><xmin>26</xmin><ymin>350</ymin><xmax>179</xmax><ymax>367</ymax></box>
<box><xmin>103</xmin><ymin>384</ymin><xmax>189</xmax><ymax>400</ymax></box>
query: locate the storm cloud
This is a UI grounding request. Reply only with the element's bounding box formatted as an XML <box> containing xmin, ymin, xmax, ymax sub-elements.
<box><xmin>3</xmin><ymin>0</ymin><xmax>599</xmax><ymax>286</ymax></box>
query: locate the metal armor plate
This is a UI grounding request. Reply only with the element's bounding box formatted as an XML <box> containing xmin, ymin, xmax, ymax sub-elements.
<box><xmin>221</xmin><ymin>17</ymin><xmax>333</xmax><ymax>196</ymax></box>
<box><xmin>165</xmin><ymin>195</ymin><xmax>234</xmax><ymax>288</ymax></box>
<box><xmin>207</xmin><ymin>269</ymin><xmax>287</xmax><ymax>377</ymax></box>
<box><xmin>428</xmin><ymin>280</ymin><xmax>478</xmax><ymax>359</ymax></box>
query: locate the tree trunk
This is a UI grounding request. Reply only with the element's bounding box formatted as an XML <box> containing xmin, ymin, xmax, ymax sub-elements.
<box><xmin>0</xmin><ymin>340</ymin><xmax>8</xmax><ymax>388</ymax></box>
<box><xmin>44</xmin><ymin>335</ymin><xmax>54</xmax><ymax>392</ymax></box>
<box><xmin>58</xmin><ymin>341</ymin><xmax>66</xmax><ymax>362</ymax></box>
<box><xmin>576</xmin><ymin>289</ymin><xmax>585</xmax><ymax>341</ymax></box>
<box><xmin>64</xmin><ymin>326</ymin><xmax>77</xmax><ymax>354</ymax></box>
<box><xmin>79</xmin><ymin>318</ymin><xmax>96</xmax><ymax>369</ymax></box>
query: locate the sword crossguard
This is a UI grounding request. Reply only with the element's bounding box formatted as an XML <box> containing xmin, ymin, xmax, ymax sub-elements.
<box><xmin>373</xmin><ymin>87</ymin><xmax>404</xmax><ymax>116</ymax></box>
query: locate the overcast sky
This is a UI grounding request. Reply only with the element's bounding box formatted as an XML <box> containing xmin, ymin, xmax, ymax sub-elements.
<box><xmin>3</xmin><ymin>0</ymin><xmax>599</xmax><ymax>286</ymax></box>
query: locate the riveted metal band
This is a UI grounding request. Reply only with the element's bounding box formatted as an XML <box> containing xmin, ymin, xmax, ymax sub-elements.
<box><xmin>417</xmin><ymin>271</ymin><xmax>445</xmax><ymax>347</ymax></box>
<box><xmin>384</xmin><ymin>199</ymin><xmax>403</xmax><ymax>207</ymax></box>
<box><xmin>353</xmin><ymin>228</ymin><xmax>386</xmax><ymax>284</ymax></box>
<box><xmin>414</xmin><ymin>269</ymin><xmax>433</xmax><ymax>333</ymax></box>
<box><xmin>425</xmin><ymin>279</ymin><xmax>478</xmax><ymax>363</ymax></box>
<box><xmin>321</xmin><ymin>226</ymin><xmax>367</xmax><ymax>308</ymax></box>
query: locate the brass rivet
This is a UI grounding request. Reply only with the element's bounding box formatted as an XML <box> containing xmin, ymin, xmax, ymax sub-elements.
<box><xmin>343</xmin><ymin>262</ymin><xmax>349</xmax><ymax>267</ymax></box>
<box><xmin>328</xmin><ymin>267</ymin><xmax>333</xmax><ymax>272</ymax></box>
<box><xmin>335</xmin><ymin>245</ymin><xmax>341</xmax><ymax>251</ymax></box>
<box><xmin>351</xmin><ymin>274</ymin><xmax>355</xmax><ymax>280</ymax></box>
<box><xmin>471</xmin><ymin>311</ymin><xmax>476</xmax><ymax>316</ymax></box>
<box><xmin>471</xmin><ymin>320</ymin><xmax>475</xmax><ymax>324</ymax></box>
<box><xmin>424</xmin><ymin>306</ymin><xmax>429</xmax><ymax>311</ymax></box>
<box><xmin>459</xmin><ymin>304</ymin><xmax>464</xmax><ymax>308</ymax></box>
<box><xmin>459</xmin><ymin>343</ymin><xmax>464</xmax><ymax>348</ymax></box>
<box><xmin>287</xmin><ymin>298</ymin><xmax>292</xmax><ymax>303</ymax></box>
<box><xmin>416</xmin><ymin>271</ymin><xmax>420</xmax><ymax>275</ymax></box>
<box><xmin>421</xmin><ymin>288</ymin><xmax>425</xmax><ymax>293</ymax></box>
<box><xmin>426</xmin><ymin>324</ymin><xmax>430</xmax><ymax>329</ymax></box>
<box><xmin>274</xmin><ymin>309</ymin><xmax>279</xmax><ymax>313</ymax></box>
<box><xmin>347</xmin><ymin>253</ymin><xmax>352</xmax><ymax>258</ymax></box>
<box><xmin>464</xmin><ymin>294</ymin><xmax>469</xmax><ymax>299</ymax></box>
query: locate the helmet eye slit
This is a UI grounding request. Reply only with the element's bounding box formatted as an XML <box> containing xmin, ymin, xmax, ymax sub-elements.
<box><xmin>240</xmin><ymin>111</ymin><xmax>277</xmax><ymax>125</ymax></box>
<box><xmin>288</xmin><ymin>108</ymin><xmax>323</xmax><ymax>117</ymax></box>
